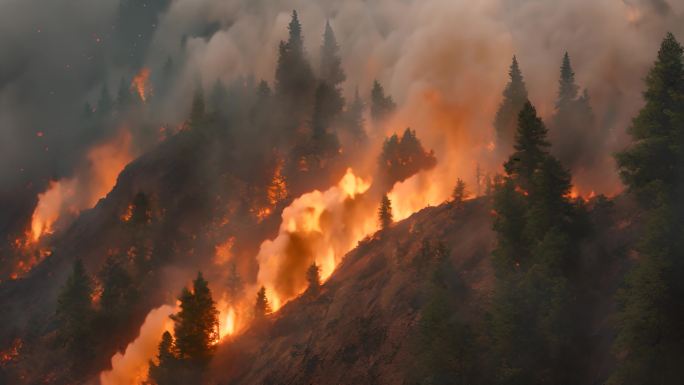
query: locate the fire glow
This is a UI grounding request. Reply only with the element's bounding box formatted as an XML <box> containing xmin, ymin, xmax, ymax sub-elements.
<box><xmin>28</xmin><ymin>130</ymin><xmax>134</xmax><ymax>243</ymax></box>
<box><xmin>132</xmin><ymin>68</ymin><xmax>151</xmax><ymax>102</ymax></box>
<box><xmin>255</xmin><ymin>168</ymin><xmax>375</xmax><ymax>311</ymax></box>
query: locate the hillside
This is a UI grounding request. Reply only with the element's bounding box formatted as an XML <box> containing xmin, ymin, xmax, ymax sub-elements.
<box><xmin>208</xmin><ymin>194</ymin><xmax>638</xmax><ymax>384</ymax></box>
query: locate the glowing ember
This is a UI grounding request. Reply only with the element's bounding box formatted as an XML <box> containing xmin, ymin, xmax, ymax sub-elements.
<box><xmin>131</xmin><ymin>68</ymin><xmax>151</xmax><ymax>102</ymax></box>
<box><xmin>0</xmin><ymin>338</ymin><xmax>22</xmax><ymax>366</ymax></box>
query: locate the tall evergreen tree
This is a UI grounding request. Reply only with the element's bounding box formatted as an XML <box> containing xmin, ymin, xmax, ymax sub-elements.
<box><xmin>319</xmin><ymin>20</ymin><xmax>345</xmax><ymax>87</ymax></box>
<box><xmin>274</xmin><ymin>10</ymin><xmax>315</xmax><ymax>122</ymax></box>
<box><xmin>452</xmin><ymin>179</ymin><xmax>467</xmax><ymax>208</ymax></box>
<box><xmin>504</xmin><ymin>102</ymin><xmax>550</xmax><ymax>190</ymax></box>
<box><xmin>490</xmin><ymin>100</ymin><xmax>584</xmax><ymax>384</ymax></box>
<box><xmin>254</xmin><ymin>286</ymin><xmax>271</xmax><ymax>320</ymax></box>
<box><xmin>379</xmin><ymin>195</ymin><xmax>393</xmax><ymax>230</ymax></box>
<box><xmin>345</xmin><ymin>88</ymin><xmax>366</xmax><ymax>141</ymax></box>
<box><xmin>226</xmin><ymin>262</ymin><xmax>244</xmax><ymax>303</ymax></box>
<box><xmin>98</xmin><ymin>253</ymin><xmax>137</xmax><ymax>325</ymax></box>
<box><xmin>610</xmin><ymin>32</ymin><xmax>684</xmax><ymax>385</ymax></box>
<box><xmin>550</xmin><ymin>52</ymin><xmax>597</xmax><ymax>169</ymax></box>
<box><xmin>370</xmin><ymin>80</ymin><xmax>396</xmax><ymax>122</ymax></box>
<box><xmin>172</xmin><ymin>272</ymin><xmax>219</xmax><ymax>367</ymax></box>
<box><xmin>494</xmin><ymin>56</ymin><xmax>528</xmax><ymax>151</ymax></box>
<box><xmin>56</xmin><ymin>259</ymin><xmax>95</xmax><ymax>363</ymax></box>
<box><xmin>148</xmin><ymin>331</ymin><xmax>179</xmax><ymax>385</ymax></box>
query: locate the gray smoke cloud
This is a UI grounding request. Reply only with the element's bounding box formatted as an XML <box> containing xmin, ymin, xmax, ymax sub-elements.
<box><xmin>1</xmin><ymin>0</ymin><xmax>683</xmax><ymax>236</ymax></box>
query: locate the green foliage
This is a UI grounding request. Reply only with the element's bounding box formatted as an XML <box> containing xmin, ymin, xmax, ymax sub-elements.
<box><xmin>370</xmin><ymin>80</ymin><xmax>396</xmax><ymax>121</ymax></box>
<box><xmin>610</xmin><ymin>32</ymin><xmax>684</xmax><ymax>385</ymax></box>
<box><xmin>490</xmin><ymin>100</ymin><xmax>585</xmax><ymax>383</ymax></box>
<box><xmin>172</xmin><ymin>272</ymin><xmax>219</xmax><ymax>367</ymax></box>
<box><xmin>494</xmin><ymin>56</ymin><xmax>529</xmax><ymax>150</ymax></box>
<box><xmin>503</xmin><ymin>102</ymin><xmax>550</xmax><ymax>190</ymax></box>
<box><xmin>56</xmin><ymin>259</ymin><xmax>95</xmax><ymax>363</ymax></box>
<box><xmin>379</xmin><ymin>195</ymin><xmax>393</xmax><ymax>230</ymax></box>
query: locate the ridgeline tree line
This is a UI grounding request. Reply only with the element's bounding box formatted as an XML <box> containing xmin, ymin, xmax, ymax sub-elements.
<box><xmin>53</xmin><ymin>8</ymin><xmax>684</xmax><ymax>384</ymax></box>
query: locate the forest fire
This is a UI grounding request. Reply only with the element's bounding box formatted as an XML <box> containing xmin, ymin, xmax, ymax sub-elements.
<box><xmin>256</xmin><ymin>168</ymin><xmax>375</xmax><ymax>311</ymax></box>
<box><xmin>28</xmin><ymin>129</ymin><xmax>133</xmax><ymax>244</ymax></box>
<box><xmin>131</xmin><ymin>68</ymin><xmax>151</xmax><ymax>102</ymax></box>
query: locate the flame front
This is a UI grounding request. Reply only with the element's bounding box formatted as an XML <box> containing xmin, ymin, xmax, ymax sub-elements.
<box><xmin>255</xmin><ymin>168</ymin><xmax>375</xmax><ymax>311</ymax></box>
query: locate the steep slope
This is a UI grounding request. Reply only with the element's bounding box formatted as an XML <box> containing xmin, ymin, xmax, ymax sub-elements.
<box><xmin>209</xmin><ymin>193</ymin><xmax>638</xmax><ymax>385</ymax></box>
<box><xmin>209</xmin><ymin>199</ymin><xmax>495</xmax><ymax>384</ymax></box>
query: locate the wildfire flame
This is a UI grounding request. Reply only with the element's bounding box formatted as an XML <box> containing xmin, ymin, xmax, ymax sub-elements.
<box><xmin>28</xmin><ymin>129</ymin><xmax>134</xmax><ymax>244</ymax></box>
<box><xmin>131</xmin><ymin>68</ymin><xmax>151</xmax><ymax>102</ymax></box>
<box><xmin>255</xmin><ymin>168</ymin><xmax>374</xmax><ymax>311</ymax></box>
<box><xmin>99</xmin><ymin>305</ymin><xmax>175</xmax><ymax>385</ymax></box>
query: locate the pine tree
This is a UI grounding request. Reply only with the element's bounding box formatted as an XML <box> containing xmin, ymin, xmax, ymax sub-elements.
<box><xmin>148</xmin><ymin>331</ymin><xmax>178</xmax><ymax>385</ymax></box>
<box><xmin>320</xmin><ymin>20</ymin><xmax>345</xmax><ymax>87</ymax></box>
<box><xmin>98</xmin><ymin>253</ymin><xmax>137</xmax><ymax>325</ymax></box>
<box><xmin>274</xmin><ymin>10</ymin><xmax>315</xmax><ymax>121</ymax></box>
<box><xmin>172</xmin><ymin>272</ymin><xmax>219</xmax><ymax>367</ymax></box>
<box><xmin>550</xmin><ymin>52</ymin><xmax>597</xmax><ymax>169</ymax></box>
<box><xmin>306</xmin><ymin>262</ymin><xmax>321</xmax><ymax>295</ymax></box>
<box><xmin>504</xmin><ymin>101</ymin><xmax>550</xmax><ymax>190</ymax></box>
<box><xmin>56</xmin><ymin>259</ymin><xmax>95</xmax><ymax>363</ymax></box>
<box><xmin>345</xmin><ymin>87</ymin><xmax>366</xmax><ymax>141</ymax></box>
<box><xmin>254</xmin><ymin>286</ymin><xmax>271</xmax><ymax>320</ymax></box>
<box><xmin>370</xmin><ymin>80</ymin><xmax>396</xmax><ymax>122</ymax></box>
<box><xmin>557</xmin><ymin>52</ymin><xmax>579</xmax><ymax>108</ymax></box>
<box><xmin>494</xmin><ymin>56</ymin><xmax>528</xmax><ymax>151</ymax></box>
<box><xmin>610</xmin><ymin>32</ymin><xmax>684</xmax><ymax>385</ymax></box>
<box><xmin>452</xmin><ymin>179</ymin><xmax>467</xmax><ymax>207</ymax></box>
<box><xmin>379</xmin><ymin>195</ymin><xmax>393</xmax><ymax>230</ymax></box>
<box><xmin>490</xmin><ymin>100</ymin><xmax>584</xmax><ymax>384</ymax></box>
<box><xmin>311</xmin><ymin>82</ymin><xmax>342</xmax><ymax>157</ymax></box>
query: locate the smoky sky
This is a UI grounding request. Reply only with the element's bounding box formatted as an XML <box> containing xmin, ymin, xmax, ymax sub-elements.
<box><xmin>1</xmin><ymin>0</ymin><xmax>683</xmax><ymax>232</ymax></box>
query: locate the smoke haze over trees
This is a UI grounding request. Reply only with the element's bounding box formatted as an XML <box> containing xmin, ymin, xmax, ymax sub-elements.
<box><xmin>1</xmin><ymin>1</ymin><xmax>684</xmax><ymax>384</ymax></box>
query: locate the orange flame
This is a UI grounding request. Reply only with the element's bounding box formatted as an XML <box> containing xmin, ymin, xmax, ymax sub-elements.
<box><xmin>29</xmin><ymin>129</ymin><xmax>134</xmax><ymax>244</ymax></box>
<box><xmin>131</xmin><ymin>68</ymin><xmax>151</xmax><ymax>102</ymax></box>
